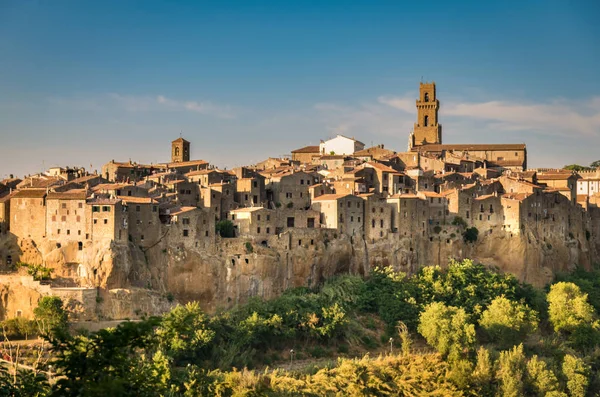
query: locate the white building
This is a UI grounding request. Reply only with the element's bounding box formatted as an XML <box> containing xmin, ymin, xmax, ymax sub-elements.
<box><xmin>577</xmin><ymin>170</ymin><xmax>600</xmax><ymax>197</ymax></box>
<box><xmin>319</xmin><ymin>135</ymin><xmax>365</xmax><ymax>156</ymax></box>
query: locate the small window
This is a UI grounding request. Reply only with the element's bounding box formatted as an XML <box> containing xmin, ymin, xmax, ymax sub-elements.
<box><xmin>104</xmin><ymin>219</ymin><xmax>108</xmax><ymax>224</ymax></box>
<box><xmin>266</xmin><ymin>227</ymin><xmax>270</xmax><ymax>234</ymax></box>
<box><xmin>424</xmin><ymin>115</ymin><xmax>429</xmax><ymax>127</ymax></box>
<box><xmin>136</xmin><ymin>205</ymin><xmax>141</xmax><ymax>212</ymax></box>
<box><xmin>61</xmin><ymin>203</ymin><xmax>67</xmax><ymax>209</ymax></box>
<box><xmin>78</xmin><ymin>203</ymin><xmax>83</xmax><ymax>209</ymax></box>
<box><xmin>424</xmin><ymin>92</ymin><xmax>430</xmax><ymax>102</ymax></box>
<box><xmin>78</xmin><ymin>241</ymin><xmax>83</xmax><ymax>251</ymax></box>
<box><xmin>257</xmin><ymin>227</ymin><xmax>261</xmax><ymax>233</ymax></box>
<box><xmin>183</xmin><ymin>229</ymin><xmax>189</xmax><ymax>237</ymax></box>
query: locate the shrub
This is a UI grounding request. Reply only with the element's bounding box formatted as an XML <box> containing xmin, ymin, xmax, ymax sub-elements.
<box><xmin>418</xmin><ymin>302</ymin><xmax>475</xmax><ymax>361</ymax></box>
<box><xmin>463</xmin><ymin>227</ymin><xmax>479</xmax><ymax>243</ymax></box>
<box><xmin>479</xmin><ymin>296</ymin><xmax>538</xmax><ymax>347</ymax></box>
<box><xmin>216</xmin><ymin>220</ymin><xmax>235</xmax><ymax>238</ymax></box>
<box><xmin>452</xmin><ymin>216</ymin><xmax>468</xmax><ymax>228</ymax></box>
<box><xmin>245</xmin><ymin>241</ymin><xmax>253</xmax><ymax>253</ymax></box>
<box><xmin>433</xmin><ymin>225</ymin><xmax>442</xmax><ymax>234</ymax></box>
<box><xmin>286</xmin><ymin>202</ymin><xmax>293</xmax><ymax>208</ymax></box>
<box><xmin>547</xmin><ymin>282</ymin><xmax>595</xmax><ymax>334</ymax></box>
<box><xmin>0</xmin><ymin>318</ymin><xmax>38</xmax><ymax>340</ymax></box>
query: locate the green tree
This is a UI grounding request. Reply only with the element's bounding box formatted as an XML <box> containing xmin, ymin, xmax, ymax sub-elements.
<box><xmin>562</xmin><ymin>354</ymin><xmax>590</xmax><ymax>397</ymax></box>
<box><xmin>496</xmin><ymin>344</ymin><xmax>527</xmax><ymax>397</ymax></box>
<box><xmin>590</xmin><ymin>160</ymin><xmax>600</xmax><ymax>169</ymax></box>
<box><xmin>216</xmin><ymin>220</ymin><xmax>235</xmax><ymax>238</ymax></box>
<box><xmin>547</xmin><ymin>282</ymin><xmax>595</xmax><ymax>333</ymax></box>
<box><xmin>49</xmin><ymin>318</ymin><xmax>166</xmax><ymax>396</ymax></box>
<box><xmin>479</xmin><ymin>296</ymin><xmax>538</xmax><ymax>347</ymax></box>
<box><xmin>156</xmin><ymin>302</ymin><xmax>215</xmax><ymax>364</ymax></box>
<box><xmin>417</xmin><ymin>301</ymin><xmax>475</xmax><ymax>361</ymax></box>
<box><xmin>472</xmin><ymin>346</ymin><xmax>495</xmax><ymax>395</ymax></box>
<box><xmin>462</xmin><ymin>227</ymin><xmax>479</xmax><ymax>243</ymax></box>
<box><xmin>526</xmin><ymin>355</ymin><xmax>561</xmax><ymax>396</ymax></box>
<box><xmin>564</xmin><ymin>164</ymin><xmax>591</xmax><ymax>172</ymax></box>
<box><xmin>34</xmin><ymin>296</ymin><xmax>68</xmax><ymax>335</ymax></box>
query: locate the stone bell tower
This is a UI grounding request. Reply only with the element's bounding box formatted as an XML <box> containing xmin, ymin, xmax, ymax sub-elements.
<box><xmin>171</xmin><ymin>137</ymin><xmax>190</xmax><ymax>163</ymax></box>
<box><xmin>408</xmin><ymin>82</ymin><xmax>442</xmax><ymax>149</ymax></box>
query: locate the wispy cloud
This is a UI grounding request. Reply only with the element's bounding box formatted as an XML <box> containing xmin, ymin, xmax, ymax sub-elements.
<box><xmin>378</xmin><ymin>95</ymin><xmax>600</xmax><ymax>137</ymax></box>
<box><xmin>49</xmin><ymin>93</ymin><xmax>237</xmax><ymax>119</ymax></box>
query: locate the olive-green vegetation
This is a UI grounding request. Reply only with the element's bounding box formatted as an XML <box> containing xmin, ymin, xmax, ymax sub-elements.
<box><xmin>4</xmin><ymin>259</ymin><xmax>600</xmax><ymax>396</ymax></box>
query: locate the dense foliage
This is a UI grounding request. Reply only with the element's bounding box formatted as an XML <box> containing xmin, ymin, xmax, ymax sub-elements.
<box><xmin>3</xmin><ymin>259</ymin><xmax>600</xmax><ymax>396</ymax></box>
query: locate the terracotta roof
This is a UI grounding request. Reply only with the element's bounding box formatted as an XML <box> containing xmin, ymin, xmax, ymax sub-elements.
<box><xmin>185</xmin><ymin>169</ymin><xmax>219</xmax><ymax>176</ymax></box>
<box><xmin>537</xmin><ymin>173</ymin><xmax>578</xmax><ymax>181</ymax></box>
<box><xmin>474</xmin><ymin>194</ymin><xmax>496</xmax><ymax>201</ymax></box>
<box><xmin>501</xmin><ymin>192</ymin><xmax>532</xmax><ymax>202</ymax></box>
<box><xmin>47</xmin><ymin>190</ymin><xmax>87</xmax><ymax>200</ymax></box>
<box><xmin>11</xmin><ymin>189</ymin><xmax>47</xmax><ymax>199</ymax></box>
<box><xmin>414</xmin><ymin>143</ymin><xmax>526</xmax><ymax>152</ymax></box>
<box><xmin>230</xmin><ymin>207</ymin><xmax>265</xmax><ymax>212</ymax></box>
<box><xmin>312</xmin><ymin>193</ymin><xmax>353</xmax><ymax>201</ymax></box>
<box><xmin>93</xmin><ymin>183</ymin><xmax>133</xmax><ymax>191</ymax></box>
<box><xmin>0</xmin><ymin>192</ymin><xmax>15</xmax><ymax>204</ymax></box>
<box><xmin>291</xmin><ymin>145</ymin><xmax>320</xmax><ymax>154</ymax></box>
<box><xmin>169</xmin><ymin>206</ymin><xmax>197</xmax><ymax>216</ymax></box>
<box><xmin>387</xmin><ymin>193</ymin><xmax>421</xmax><ymax>199</ymax></box>
<box><xmin>420</xmin><ymin>191</ymin><xmax>443</xmax><ymax>198</ymax></box>
<box><xmin>364</xmin><ymin>161</ymin><xmax>398</xmax><ymax>173</ymax></box>
<box><xmin>87</xmin><ymin>198</ymin><xmax>122</xmax><ymax>205</ymax></box>
<box><xmin>70</xmin><ymin>174</ymin><xmax>104</xmax><ymax>184</ymax></box>
<box><xmin>165</xmin><ymin>159</ymin><xmax>208</xmax><ymax>168</ymax></box>
<box><xmin>117</xmin><ymin>196</ymin><xmax>157</xmax><ymax>204</ymax></box>
<box><xmin>318</xmin><ymin>155</ymin><xmax>346</xmax><ymax>160</ymax></box>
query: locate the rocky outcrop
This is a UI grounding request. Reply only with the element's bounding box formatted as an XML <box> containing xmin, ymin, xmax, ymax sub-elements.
<box><xmin>0</xmin><ymin>223</ymin><xmax>594</xmax><ymax>320</ymax></box>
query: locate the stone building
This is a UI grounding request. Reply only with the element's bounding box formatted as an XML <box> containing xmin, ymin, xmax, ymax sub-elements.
<box><xmin>265</xmin><ymin>170</ymin><xmax>320</xmax><ymax>209</ymax></box>
<box><xmin>311</xmin><ymin>194</ymin><xmax>364</xmax><ymax>236</ymax></box>
<box><xmin>235</xmin><ymin>176</ymin><xmax>266</xmax><ymax>207</ymax></box>
<box><xmin>361</xmin><ymin>193</ymin><xmax>392</xmax><ymax>242</ymax></box>
<box><xmin>88</xmin><ymin>197</ymin><xmax>128</xmax><ymax>242</ymax></box>
<box><xmin>291</xmin><ymin>145</ymin><xmax>320</xmax><ymax>164</ymax></box>
<box><xmin>10</xmin><ymin>189</ymin><xmax>47</xmax><ymax>242</ymax></box>
<box><xmin>45</xmin><ymin>190</ymin><xmax>89</xmax><ymax>245</ymax></box>
<box><xmin>120</xmin><ymin>196</ymin><xmax>160</xmax><ymax>247</ymax></box>
<box><xmin>536</xmin><ymin>171</ymin><xmax>579</xmax><ymax>204</ymax></box>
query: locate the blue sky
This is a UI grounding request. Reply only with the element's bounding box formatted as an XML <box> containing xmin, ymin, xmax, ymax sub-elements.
<box><xmin>1</xmin><ymin>0</ymin><xmax>599</xmax><ymax>177</ymax></box>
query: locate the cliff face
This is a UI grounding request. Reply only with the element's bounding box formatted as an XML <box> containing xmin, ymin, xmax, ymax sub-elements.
<box><xmin>0</xmin><ymin>225</ymin><xmax>594</xmax><ymax>320</ymax></box>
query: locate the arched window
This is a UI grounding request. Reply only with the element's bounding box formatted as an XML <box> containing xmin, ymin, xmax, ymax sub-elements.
<box><xmin>424</xmin><ymin>92</ymin><xmax>430</xmax><ymax>102</ymax></box>
<box><xmin>424</xmin><ymin>115</ymin><xmax>429</xmax><ymax>127</ymax></box>
<box><xmin>174</xmin><ymin>147</ymin><xmax>180</xmax><ymax>157</ymax></box>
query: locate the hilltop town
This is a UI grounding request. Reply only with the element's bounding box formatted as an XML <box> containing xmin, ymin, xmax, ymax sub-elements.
<box><xmin>1</xmin><ymin>82</ymin><xmax>600</xmax><ymax>322</ymax></box>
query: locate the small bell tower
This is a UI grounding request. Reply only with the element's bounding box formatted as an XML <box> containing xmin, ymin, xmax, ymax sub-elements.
<box><xmin>171</xmin><ymin>137</ymin><xmax>190</xmax><ymax>163</ymax></box>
